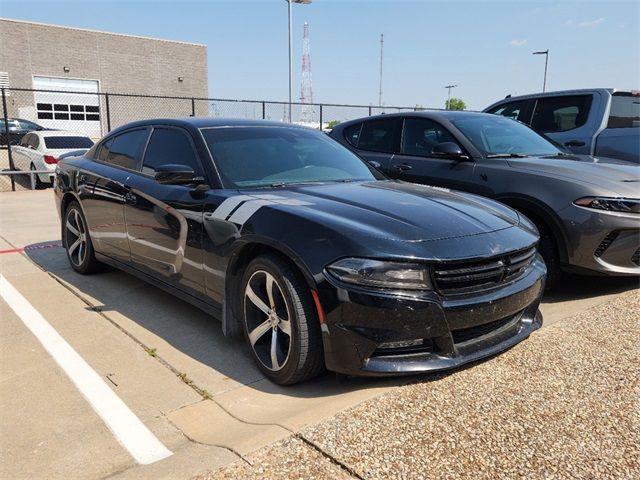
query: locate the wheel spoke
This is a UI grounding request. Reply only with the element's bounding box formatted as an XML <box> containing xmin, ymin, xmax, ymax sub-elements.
<box><xmin>248</xmin><ymin>319</ymin><xmax>272</xmax><ymax>346</ymax></box>
<box><xmin>77</xmin><ymin>240</ymin><xmax>84</xmax><ymax>264</ymax></box>
<box><xmin>66</xmin><ymin>219</ymin><xmax>80</xmax><ymax>237</ymax></box>
<box><xmin>68</xmin><ymin>237</ymin><xmax>82</xmax><ymax>256</ymax></box>
<box><xmin>246</xmin><ymin>284</ymin><xmax>270</xmax><ymax>315</ymax></box>
<box><xmin>278</xmin><ymin>318</ymin><xmax>291</xmax><ymax>336</ymax></box>
<box><xmin>270</xmin><ymin>329</ymin><xmax>280</xmax><ymax>370</ymax></box>
<box><xmin>266</xmin><ymin>273</ymin><xmax>276</xmax><ymax>309</ymax></box>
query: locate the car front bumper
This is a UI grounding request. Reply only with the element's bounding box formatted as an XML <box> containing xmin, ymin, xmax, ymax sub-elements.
<box><xmin>560</xmin><ymin>204</ymin><xmax>640</xmax><ymax>275</ymax></box>
<box><xmin>319</xmin><ymin>256</ymin><xmax>546</xmax><ymax>376</ymax></box>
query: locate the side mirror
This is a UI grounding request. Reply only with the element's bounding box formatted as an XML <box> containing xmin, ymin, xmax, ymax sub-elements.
<box><xmin>368</xmin><ymin>160</ymin><xmax>382</xmax><ymax>169</ymax></box>
<box><xmin>154</xmin><ymin>164</ymin><xmax>204</xmax><ymax>185</ymax></box>
<box><xmin>432</xmin><ymin>142</ymin><xmax>469</xmax><ymax>161</ymax></box>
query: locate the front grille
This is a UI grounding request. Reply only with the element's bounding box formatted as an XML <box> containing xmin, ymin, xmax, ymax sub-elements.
<box><xmin>632</xmin><ymin>249</ymin><xmax>640</xmax><ymax>266</ymax></box>
<box><xmin>451</xmin><ymin>312</ymin><xmax>522</xmax><ymax>344</ymax></box>
<box><xmin>594</xmin><ymin>231</ymin><xmax>619</xmax><ymax>258</ymax></box>
<box><xmin>433</xmin><ymin>247</ymin><xmax>536</xmax><ymax>296</ymax></box>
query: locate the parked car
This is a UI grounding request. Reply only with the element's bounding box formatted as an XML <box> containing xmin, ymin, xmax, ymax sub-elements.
<box><xmin>0</xmin><ymin>118</ymin><xmax>46</xmax><ymax>146</ymax></box>
<box><xmin>484</xmin><ymin>89</ymin><xmax>640</xmax><ymax>163</ymax></box>
<box><xmin>330</xmin><ymin>111</ymin><xmax>640</xmax><ymax>288</ymax></box>
<box><xmin>11</xmin><ymin>131</ymin><xmax>94</xmax><ymax>188</ymax></box>
<box><xmin>54</xmin><ymin>118</ymin><xmax>545</xmax><ymax>385</ymax></box>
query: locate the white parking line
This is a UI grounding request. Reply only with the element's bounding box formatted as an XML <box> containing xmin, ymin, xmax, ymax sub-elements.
<box><xmin>0</xmin><ymin>274</ymin><xmax>173</xmax><ymax>465</ymax></box>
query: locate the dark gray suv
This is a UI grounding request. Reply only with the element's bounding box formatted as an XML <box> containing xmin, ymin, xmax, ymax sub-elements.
<box><xmin>330</xmin><ymin>111</ymin><xmax>640</xmax><ymax>288</ymax></box>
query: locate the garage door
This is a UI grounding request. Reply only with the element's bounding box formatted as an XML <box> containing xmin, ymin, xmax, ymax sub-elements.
<box><xmin>31</xmin><ymin>77</ymin><xmax>101</xmax><ymax>138</ymax></box>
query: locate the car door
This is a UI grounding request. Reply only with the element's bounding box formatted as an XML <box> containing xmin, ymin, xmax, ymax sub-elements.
<box><xmin>123</xmin><ymin>126</ymin><xmax>208</xmax><ymax>298</ymax></box>
<box><xmin>348</xmin><ymin>117</ymin><xmax>401</xmax><ymax>173</ymax></box>
<box><xmin>391</xmin><ymin>117</ymin><xmax>477</xmax><ymax>192</ymax></box>
<box><xmin>80</xmin><ymin>128</ymin><xmax>149</xmax><ymax>264</ymax></box>
<box><xmin>529</xmin><ymin>94</ymin><xmax>594</xmax><ymax>154</ymax></box>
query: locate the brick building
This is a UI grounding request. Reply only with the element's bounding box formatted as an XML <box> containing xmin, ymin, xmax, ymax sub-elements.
<box><xmin>0</xmin><ymin>18</ymin><xmax>208</xmax><ymax>137</ymax></box>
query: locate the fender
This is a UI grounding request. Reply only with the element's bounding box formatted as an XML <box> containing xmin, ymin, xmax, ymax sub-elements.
<box><xmin>493</xmin><ymin>193</ymin><xmax>570</xmax><ymax>263</ymax></box>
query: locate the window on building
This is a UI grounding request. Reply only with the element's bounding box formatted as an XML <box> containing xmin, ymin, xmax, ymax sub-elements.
<box><xmin>36</xmin><ymin>103</ymin><xmax>100</xmax><ymax>121</ymax></box>
<box><xmin>142</xmin><ymin>128</ymin><xmax>202</xmax><ymax>177</ymax></box>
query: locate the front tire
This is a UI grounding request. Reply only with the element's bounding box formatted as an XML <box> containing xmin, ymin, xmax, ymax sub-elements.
<box><xmin>240</xmin><ymin>254</ymin><xmax>324</xmax><ymax>385</ymax></box>
<box><xmin>535</xmin><ymin>221</ymin><xmax>562</xmax><ymax>291</ymax></box>
<box><xmin>64</xmin><ymin>201</ymin><xmax>102</xmax><ymax>274</ymax></box>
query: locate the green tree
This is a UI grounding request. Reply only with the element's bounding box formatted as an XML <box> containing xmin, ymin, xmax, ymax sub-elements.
<box><xmin>445</xmin><ymin>98</ymin><xmax>466</xmax><ymax>111</ymax></box>
<box><xmin>326</xmin><ymin>120</ymin><xmax>341</xmax><ymax>129</ymax></box>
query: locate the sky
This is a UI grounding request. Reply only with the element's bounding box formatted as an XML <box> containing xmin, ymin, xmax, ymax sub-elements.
<box><xmin>1</xmin><ymin>0</ymin><xmax>638</xmax><ymax>110</ymax></box>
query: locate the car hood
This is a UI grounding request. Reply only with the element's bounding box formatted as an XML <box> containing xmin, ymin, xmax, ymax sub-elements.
<box><xmin>507</xmin><ymin>155</ymin><xmax>640</xmax><ymax>196</ymax></box>
<box><xmin>244</xmin><ymin>180</ymin><xmax>521</xmax><ymax>242</ymax></box>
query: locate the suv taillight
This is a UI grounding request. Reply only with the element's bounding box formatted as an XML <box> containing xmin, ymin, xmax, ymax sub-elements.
<box><xmin>43</xmin><ymin>155</ymin><xmax>58</xmax><ymax>164</ymax></box>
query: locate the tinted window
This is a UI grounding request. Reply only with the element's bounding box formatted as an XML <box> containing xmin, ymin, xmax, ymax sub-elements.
<box><xmin>142</xmin><ymin>128</ymin><xmax>202</xmax><ymax>176</ymax></box>
<box><xmin>343</xmin><ymin>123</ymin><xmax>362</xmax><ymax>147</ymax></box>
<box><xmin>44</xmin><ymin>136</ymin><xmax>94</xmax><ymax>149</ymax></box>
<box><xmin>357</xmin><ymin>118</ymin><xmax>399</xmax><ymax>153</ymax></box>
<box><xmin>97</xmin><ymin>138</ymin><xmax>113</xmax><ymax>162</ymax></box>
<box><xmin>201</xmin><ymin>127</ymin><xmax>379</xmax><ymax>188</ymax></box>
<box><xmin>401</xmin><ymin>118</ymin><xmax>460</xmax><ymax>156</ymax></box>
<box><xmin>487</xmin><ymin>100</ymin><xmax>531</xmax><ymax>122</ymax></box>
<box><xmin>452</xmin><ymin>116</ymin><xmax>560</xmax><ymax>157</ymax></box>
<box><xmin>104</xmin><ymin>129</ymin><xmax>148</xmax><ymax>170</ymax></box>
<box><xmin>607</xmin><ymin>93</ymin><xmax>640</xmax><ymax>128</ymax></box>
<box><xmin>531</xmin><ymin>95</ymin><xmax>592</xmax><ymax>132</ymax></box>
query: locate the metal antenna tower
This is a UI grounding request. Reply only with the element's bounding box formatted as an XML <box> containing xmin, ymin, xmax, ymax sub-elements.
<box><xmin>300</xmin><ymin>22</ymin><xmax>314</xmax><ymax>124</ymax></box>
<box><xmin>378</xmin><ymin>33</ymin><xmax>384</xmax><ymax>108</ymax></box>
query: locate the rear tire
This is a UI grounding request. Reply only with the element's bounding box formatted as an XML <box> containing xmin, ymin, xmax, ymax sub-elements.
<box><xmin>240</xmin><ymin>254</ymin><xmax>324</xmax><ymax>385</ymax></box>
<box><xmin>63</xmin><ymin>201</ymin><xmax>102</xmax><ymax>274</ymax></box>
<box><xmin>30</xmin><ymin>163</ymin><xmax>47</xmax><ymax>190</ymax></box>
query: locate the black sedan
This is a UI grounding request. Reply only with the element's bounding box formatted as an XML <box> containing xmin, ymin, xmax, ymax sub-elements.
<box><xmin>54</xmin><ymin>118</ymin><xmax>545</xmax><ymax>385</ymax></box>
<box><xmin>0</xmin><ymin>118</ymin><xmax>45</xmax><ymax>146</ymax></box>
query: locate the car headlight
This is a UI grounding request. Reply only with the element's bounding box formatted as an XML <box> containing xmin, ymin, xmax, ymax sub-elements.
<box><xmin>574</xmin><ymin>197</ymin><xmax>640</xmax><ymax>213</ymax></box>
<box><xmin>326</xmin><ymin>258</ymin><xmax>432</xmax><ymax>290</ymax></box>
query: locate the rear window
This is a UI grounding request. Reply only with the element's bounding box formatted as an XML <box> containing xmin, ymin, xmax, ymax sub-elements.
<box><xmin>44</xmin><ymin>136</ymin><xmax>94</xmax><ymax>149</ymax></box>
<box><xmin>607</xmin><ymin>93</ymin><xmax>640</xmax><ymax>128</ymax></box>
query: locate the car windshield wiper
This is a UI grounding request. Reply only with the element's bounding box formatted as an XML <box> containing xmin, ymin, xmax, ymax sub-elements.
<box><xmin>270</xmin><ymin>179</ymin><xmax>356</xmax><ymax>188</ymax></box>
<box><xmin>485</xmin><ymin>153</ymin><xmax>530</xmax><ymax>158</ymax></box>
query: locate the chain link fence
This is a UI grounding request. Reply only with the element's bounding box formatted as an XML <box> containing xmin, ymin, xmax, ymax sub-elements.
<box><xmin>1</xmin><ymin>87</ymin><xmax>423</xmax><ymax>191</ymax></box>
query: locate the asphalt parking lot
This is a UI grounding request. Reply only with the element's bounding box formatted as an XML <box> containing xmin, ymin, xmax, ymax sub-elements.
<box><xmin>1</xmin><ymin>189</ymin><xmax>638</xmax><ymax>479</ymax></box>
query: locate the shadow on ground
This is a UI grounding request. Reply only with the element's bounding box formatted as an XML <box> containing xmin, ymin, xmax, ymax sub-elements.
<box><xmin>24</xmin><ymin>241</ymin><xmax>639</xmax><ymax>398</ymax></box>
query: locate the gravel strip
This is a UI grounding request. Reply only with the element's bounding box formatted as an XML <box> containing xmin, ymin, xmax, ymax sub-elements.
<box><xmin>195</xmin><ymin>436</ymin><xmax>354</xmax><ymax>480</ymax></box>
<box><xmin>198</xmin><ymin>290</ymin><xmax>639</xmax><ymax>479</ymax></box>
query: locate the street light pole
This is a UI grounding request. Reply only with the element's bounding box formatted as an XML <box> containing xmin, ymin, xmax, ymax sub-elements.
<box><xmin>532</xmin><ymin>50</ymin><xmax>549</xmax><ymax>92</ymax></box>
<box><xmin>444</xmin><ymin>84</ymin><xmax>458</xmax><ymax>109</ymax></box>
<box><xmin>286</xmin><ymin>0</ymin><xmax>311</xmax><ymax>123</ymax></box>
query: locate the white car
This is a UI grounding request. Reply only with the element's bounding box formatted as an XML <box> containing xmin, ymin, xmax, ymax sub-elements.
<box><xmin>11</xmin><ymin>130</ymin><xmax>94</xmax><ymax>188</ymax></box>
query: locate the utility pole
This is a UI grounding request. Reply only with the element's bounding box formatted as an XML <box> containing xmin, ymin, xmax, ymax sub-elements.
<box><xmin>444</xmin><ymin>84</ymin><xmax>458</xmax><ymax>109</ymax></box>
<box><xmin>378</xmin><ymin>33</ymin><xmax>384</xmax><ymax>109</ymax></box>
<box><xmin>532</xmin><ymin>50</ymin><xmax>549</xmax><ymax>92</ymax></box>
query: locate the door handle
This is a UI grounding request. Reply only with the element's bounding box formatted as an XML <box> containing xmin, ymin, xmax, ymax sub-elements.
<box><xmin>124</xmin><ymin>192</ymin><xmax>137</xmax><ymax>205</ymax></box>
<box><xmin>393</xmin><ymin>163</ymin><xmax>412</xmax><ymax>172</ymax></box>
<box><xmin>564</xmin><ymin>140</ymin><xmax>586</xmax><ymax>147</ymax></box>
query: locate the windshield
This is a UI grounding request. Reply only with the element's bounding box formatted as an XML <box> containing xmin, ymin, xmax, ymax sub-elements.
<box><xmin>44</xmin><ymin>136</ymin><xmax>94</xmax><ymax>149</ymax></box>
<box><xmin>201</xmin><ymin>126</ymin><xmax>380</xmax><ymax>188</ymax></box>
<box><xmin>451</xmin><ymin>115</ymin><xmax>561</xmax><ymax>157</ymax></box>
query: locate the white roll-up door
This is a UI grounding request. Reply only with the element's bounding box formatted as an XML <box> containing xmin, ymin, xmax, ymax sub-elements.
<box><xmin>32</xmin><ymin>77</ymin><xmax>101</xmax><ymax>138</ymax></box>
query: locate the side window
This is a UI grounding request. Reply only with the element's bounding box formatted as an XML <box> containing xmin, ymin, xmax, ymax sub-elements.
<box><xmin>97</xmin><ymin>138</ymin><xmax>113</xmax><ymax>162</ymax></box>
<box><xmin>487</xmin><ymin>100</ymin><xmax>532</xmax><ymax>123</ymax></box>
<box><xmin>401</xmin><ymin>118</ymin><xmax>460</xmax><ymax>157</ymax></box>
<box><xmin>28</xmin><ymin>134</ymin><xmax>40</xmax><ymax>150</ymax></box>
<box><xmin>142</xmin><ymin>128</ymin><xmax>202</xmax><ymax>177</ymax></box>
<box><xmin>343</xmin><ymin>123</ymin><xmax>362</xmax><ymax>147</ymax></box>
<box><xmin>607</xmin><ymin>93</ymin><xmax>640</xmax><ymax>128</ymax></box>
<box><xmin>531</xmin><ymin>95</ymin><xmax>593</xmax><ymax>133</ymax></box>
<box><xmin>19</xmin><ymin>133</ymin><xmax>31</xmax><ymax>147</ymax></box>
<box><xmin>358</xmin><ymin>118</ymin><xmax>400</xmax><ymax>153</ymax></box>
<box><xmin>104</xmin><ymin>129</ymin><xmax>148</xmax><ymax>170</ymax></box>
